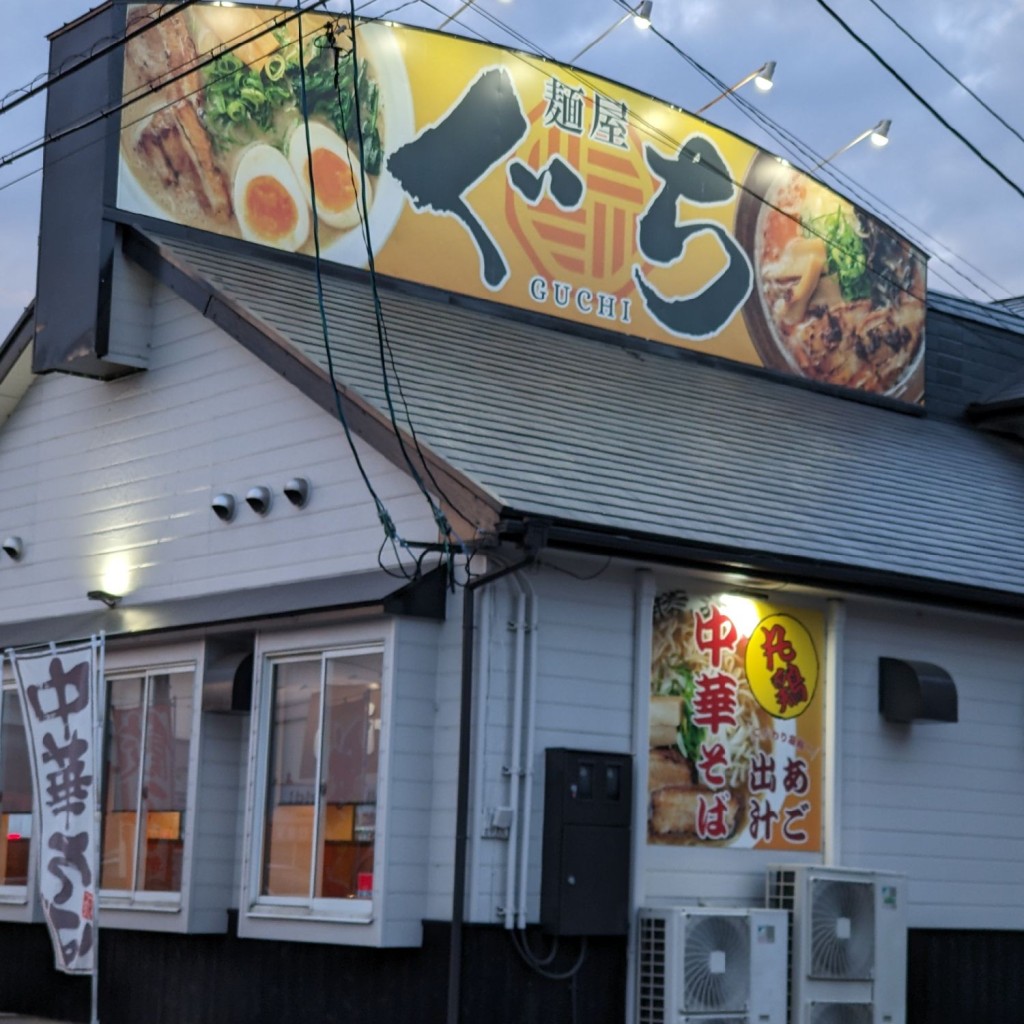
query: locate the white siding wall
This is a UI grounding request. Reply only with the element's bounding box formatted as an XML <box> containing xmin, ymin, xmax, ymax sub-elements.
<box><xmin>445</xmin><ymin>562</ymin><xmax>638</xmax><ymax>926</ymax></box>
<box><xmin>0</xmin><ymin>282</ymin><xmax>439</xmax><ymax>623</ymax></box>
<box><xmin>189</xmin><ymin>711</ymin><xmax>246</xmax><ymax>932</ymax></box>
<box><xmin>840</xmin><ymin>598</ymin><xmax>1024</xmax><ymax>929</ymax></box>
<box><xmin>381</xmin><ymin>617</ymin><xmax>441</xmax><ymax>945</ymax></box>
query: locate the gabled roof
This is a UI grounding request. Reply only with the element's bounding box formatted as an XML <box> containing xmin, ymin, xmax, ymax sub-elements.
<box><xmin>127</xmin><ymin>227</ymin><xmax>1024</xmax><ymax>612</ymax></box>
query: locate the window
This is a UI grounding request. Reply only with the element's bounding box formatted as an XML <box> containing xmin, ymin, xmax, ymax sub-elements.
<box><xmin>254</xmin><ymin>643</ymin><xmax>383</xmax><ymax>916</ymax></box>
<box><xmin>0</xmin><ymin>688</ymin><xmax>32</xmax><ymax>892</ymax></box>
<box><xmin>101</xmin><ymin>666</ymin><xmax>195</xmax><ymax>898</ymax></box>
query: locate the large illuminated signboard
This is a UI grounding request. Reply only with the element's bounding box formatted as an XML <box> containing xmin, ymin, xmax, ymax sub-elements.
<box><xmin>117</xmin><ymin>3</ymin><xmax>927</xmax><ymax>400</ymax></box>
<box><xmin>649</xmin><ymin>593</ymin><xmax>825</xmax><ymax>852</ymax></box>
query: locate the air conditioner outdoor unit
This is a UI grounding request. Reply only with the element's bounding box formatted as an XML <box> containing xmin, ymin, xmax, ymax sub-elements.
<box><xmin>637</xmin><ymin>906</ymin><xmax>789</xmax><ymax>1024</ymax></box>
<box><xmin>766</xmin><ymin>866</ymin><xmax>907</xmax><ymax>1024</ymax></box>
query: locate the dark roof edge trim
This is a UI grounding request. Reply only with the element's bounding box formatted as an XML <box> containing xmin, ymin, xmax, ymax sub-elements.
<box><xmin>121</xmin><ymin>225</ymin><xmax>501</xmax><ymax>537</ymax></box>
<box><xmin>2</xmin><ymin>567</ymin><xmax>447</xmax><ymax>652</ymax></box>
<box><xmin>0</xmin><ymin>301</ymin><xmax>35</xmax><ymax>382</ymax></box>
<box><xmin>501</xmin><ymin>515</ymin><xmax>1024</xmax><ymax>620</ymax></box>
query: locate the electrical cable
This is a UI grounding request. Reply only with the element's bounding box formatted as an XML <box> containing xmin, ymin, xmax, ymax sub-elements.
<box><xmin>0</xmin><ymin>1</ymin><xmax>202</xmax><ymax>118</ymax></box>
<box><xmin>601</xmin><ymin>0</ymin><xmax>1024</xmax><ymax>309</ymax></box>
<box><xmin>296</xmin><ymin>3</ymin><xmax>419</xmax><ymax>579</ymax></box>
<box><xmin>813</xmin><ymin>0</ymin><xmax>1024</xmax><ymax>203</ymax></box>
<box><xmin>861</xmin><ymin>0</ymin><xmax>1024</xmax><ymax>150</ymax></box>
<box><xmin>336</xmin><ymin>5</ymin><xmax>466</xmax><ymax>573</ymax></box>
<box><xmin>510</xmin><ymin>928</ymin><xmax>588</xmax><ymax>981</ymax></box>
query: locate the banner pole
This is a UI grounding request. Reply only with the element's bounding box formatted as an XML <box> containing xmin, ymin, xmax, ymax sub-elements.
<box><xmin>91</xmin><ymin>633</ymin><xmax>105</xmax><ymax>1024</ymax></box>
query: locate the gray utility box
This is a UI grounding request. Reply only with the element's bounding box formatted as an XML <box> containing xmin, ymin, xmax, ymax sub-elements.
<box><xmin>540</xmin><ymin>748</ymin><xmax>632</xmax><ymax>936</ymax></box>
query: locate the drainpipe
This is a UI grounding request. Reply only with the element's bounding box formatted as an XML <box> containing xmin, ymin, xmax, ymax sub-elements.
<box><xmin>503</xmin><ymin>576</ymin><xmax>528</xmax><ymax>929</ymax></box>
<box><xmin>514</xmin><ymin>570</ymin><xmax>539</xmax><ymax>930</ymax></box>
<box><xmin>446</xmin><ymin>520</ymin><xmax>548</xmax><ymax>1024</ymax></box>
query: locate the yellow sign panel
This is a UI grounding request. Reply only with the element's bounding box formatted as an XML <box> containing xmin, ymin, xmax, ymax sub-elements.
<box><xmin>649</xmin><ymin>593</ymin><xmax>825</xmax><ymax>851</ymax></box>
<box><xmin>117</xmin><ymin>4</ymin><xmax>926</xmax><ymax>400</ymax></box>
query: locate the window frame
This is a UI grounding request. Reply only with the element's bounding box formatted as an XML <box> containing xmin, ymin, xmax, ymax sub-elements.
<box><xmin>99</xmin><ymin>642</ymin><xmax>203</xmax><ymax>919</ymax></box>
<box><xmin>0</xmin><ymin>674</ymin><xmax>37</xmax><ymax>917</ymax></box>
<box><xmin>241</xmin><ymin>620</ymin><xmax>396</xmax><ymax>939</ymax></box>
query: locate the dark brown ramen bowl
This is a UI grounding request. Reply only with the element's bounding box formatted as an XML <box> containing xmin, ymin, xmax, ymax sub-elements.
<box><xmin>735</xmin><ymin>152</ymin><xmax>925</xmax><ymax>404</ymax></box>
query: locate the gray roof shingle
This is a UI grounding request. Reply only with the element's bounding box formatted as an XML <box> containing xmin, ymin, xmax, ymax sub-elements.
<box><xmin>145</xmin><ymin>232</ymin><xmax>1024</xmax><ymax>600</ymax></box>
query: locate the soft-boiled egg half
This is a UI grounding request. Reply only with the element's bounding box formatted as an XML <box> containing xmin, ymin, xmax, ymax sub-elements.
<box><xmin>233</xmin><ymin>144</ymin><xmax>310</xmax><ymax>252</ymax></box>
<box><xmin>287</xmin><ymin>121</ymin><xmax>369</xmax><ymax>230</ymax></box>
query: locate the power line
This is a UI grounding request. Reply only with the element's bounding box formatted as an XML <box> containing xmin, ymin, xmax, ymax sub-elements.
<box><xmin>862</xmin><ymin>0</ymin><xmax>1024</xmax><ymax>150</ymax></box>
<box><xmin>813</xmin><ymin>0</ymin><xmax>1024</xmax><ymax>204</ymax></box>
<box><xmin>0</xmin><ymin>1</ymin><xmax>201</xmax><ymax>118</ymax></box>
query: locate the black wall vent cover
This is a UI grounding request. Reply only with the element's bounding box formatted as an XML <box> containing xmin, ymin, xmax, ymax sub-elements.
<box><xmin>878</xmin><ymin>657</ymin><xmax>958</xmax><ymax>723</ymax></box>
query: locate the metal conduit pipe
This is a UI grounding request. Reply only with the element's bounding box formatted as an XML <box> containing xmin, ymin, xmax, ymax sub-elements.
<box><xmin>515</xmin><ymin>569</ymin><xmax>539</xmax><ymax>930</ymax></box>
<box><xmin>446</xmin><ymin>530</ymin><xmax>545</xmax><ymax>1024</ymax></box>
<box><xmin>503</xmin><ymin>578</ymin><xmax>528</xmax><ymax>929</ymax></box>
<box><xmin>467</xmin><ymin>586</ymin><xmax>492</xmax><ymax>923</ymax></box>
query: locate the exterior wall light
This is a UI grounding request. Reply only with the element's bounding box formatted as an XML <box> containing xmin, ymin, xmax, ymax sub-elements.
<box><xmin>87</xmin><ymin>589</ymin><xmax>121</xmax><ymax>609</ymax></box>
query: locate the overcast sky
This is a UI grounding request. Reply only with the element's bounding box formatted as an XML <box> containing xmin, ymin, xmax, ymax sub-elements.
<box><xmin>3</xmin><ymin>0</ymin><xmax>1024</xmax><ymax>334</ymax></box>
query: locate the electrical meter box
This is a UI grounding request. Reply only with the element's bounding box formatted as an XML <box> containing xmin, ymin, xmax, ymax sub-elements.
<box><xmin>540</xmin><ymin>747</ymin><xmax>632</xmax><ymax>936</ymax></box>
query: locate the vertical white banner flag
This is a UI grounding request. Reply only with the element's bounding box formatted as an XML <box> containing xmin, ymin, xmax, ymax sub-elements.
<box><xmin>9</xmin><ymin>638</ymin><xmax>102</xmax><ymax>975</ymax></box>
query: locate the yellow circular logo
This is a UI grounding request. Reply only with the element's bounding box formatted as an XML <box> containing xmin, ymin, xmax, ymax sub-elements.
<box><xmin>744</xmin><ymin>613</ymin><xmax>819</xmax><ymax>719</ymax></box>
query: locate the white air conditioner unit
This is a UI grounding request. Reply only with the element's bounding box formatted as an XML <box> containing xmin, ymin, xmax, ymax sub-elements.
<box><xmin>766</xmin><ymin>866</ymin><xmax>907</xmax><ymax>1024</ymax></box>
<box><xmin>637</xmin><ymin>906</ymin><xmax>789</xmax><ymax>1024</ymax></box>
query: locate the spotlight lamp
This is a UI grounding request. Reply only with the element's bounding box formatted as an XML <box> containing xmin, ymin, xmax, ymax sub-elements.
<box><xmin>87</xmin><ymin>590</ymin><xmax>121</xmax><ymax>609</ymax></box>
<box><xmin>695</xmin><ymin>60</ymin><xmax>776</xmax><ymax>115</ymax></box>
<box><xmin>570</xmin><ymin>1</ymin><xmax>654</xmax><ymax>63</ymax></box>
<box><xmin>813</xmin><ymin>118</ymin><xmax>893</xmax><ymax>171</ymax></box>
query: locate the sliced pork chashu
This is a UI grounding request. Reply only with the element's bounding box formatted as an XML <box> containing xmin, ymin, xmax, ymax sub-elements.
<box><xmin>121</xmin><ymin>5</ymin><xmax>232</xmax><ymax>225</ymax></box>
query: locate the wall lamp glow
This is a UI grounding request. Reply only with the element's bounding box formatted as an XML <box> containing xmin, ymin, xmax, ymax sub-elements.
<box><xmin>211</xmin><ymin>493</ymin><xmax>236</xmax><ymax>522</ymax></box>
<box><xmin>695</xmin><ymin>61</ymin><xmax>776</xmax><ymax>115</ymax></box>
<box><xmin>570</xmin><ymin>1</ymin><xmax>653</xmax><ymax>63</ymax></box>
<box><xmin>87</xmin><ymin>590</ymin><xmax>121</xmax><ymax>609</ymax></box>
<box><xmin>2</xmin><ymin>536</ymin><xmax>23</xmax><ymax>561</ymax></box>
<box><xmin>813</xmin><ymin>118</ymin><xmax>891</xmax><ymax>171</ymax></box>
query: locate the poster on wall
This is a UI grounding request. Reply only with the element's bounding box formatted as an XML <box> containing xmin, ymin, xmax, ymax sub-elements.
<box><xmin>115</xmin><ymin>3</ymin><xmax>927</xmax><ymax>402</ymax></box>
<box><xmin>648</xmin><ymin>592</ymin><xmax>824</xmax><ymax>851</ymax></box>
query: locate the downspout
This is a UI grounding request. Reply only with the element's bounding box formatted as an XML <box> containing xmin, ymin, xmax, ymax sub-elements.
<box><xmin>503</xmin><ymin>576</ymin><xmax>528</xmax><ymax>929</ymax></box>
<box><xmin>467</xmin><ymin>586</ymin><xmax>493</xmax><ymax>923</ymax></box>
<box><xmin>446</xmin><ymin>521</ymin><xmax>548</xmax><ymax>1024</ymax></box>
<box><xmin>514</xmin><ymin>569</ymin><xmax>539</xmax><ymax>930</ymax></box>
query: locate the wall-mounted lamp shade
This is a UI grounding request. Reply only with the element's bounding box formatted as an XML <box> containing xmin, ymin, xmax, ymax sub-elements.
<box><xmin>245</xmin><ymin>486</ymin><xmax>272</xmax><ymax>516</ymax></box>
<box><xmin>870</xmin><ymin>118</ymin><xmax>892</xmax><ymax>147</ymax></box>
<box><xmin>87</xmin><ymin>589</ymin><xmax>121</xmax><ymax>609</ymax></box>
<box><xmin>754</xmin><ymin>61</ymin><xmax>776</xmax><ymax>91</ymax></box>
<box><xmin>879</xmin><ymin>657</ymin><xmax>958</xmax><ymax>723</ymax></box>
<box><xmin>211</xmin><ymin>493</ymin><xmax>236</xmax><ymax>522</ymax></box>
<box><xmin>284</xmin><ymin>477</ymin><xmax>311</xmax><ymax>508</ymax></box>
<box><xmin>2</xmin><ymin>536</ymin><xmax>23</xmax><ymax>561</ymax></box>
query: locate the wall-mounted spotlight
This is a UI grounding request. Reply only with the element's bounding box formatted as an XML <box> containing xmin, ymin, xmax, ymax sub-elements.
<box><xmin>245</xmin><ymin>486</ymin><xmax>272</xmax><ymax>516</ymax></box>
<box><xmin>211</xmin><ymin>493</ymin><xmax>237</xmax><ymax>522</ymax></box>
<box><xmin>87</xmin><ymin>589</ymin><xmax>121</xmax><ymax>609</ymax></box>
<box><xmin>283</xmin><ymin>477</ymin><xmax>311</xmax><ymax>508</ymax></box>
<box><xmin>2</xmin><ymin>536</ymin><xmax>23</xmax><ymax>561</ymax></box>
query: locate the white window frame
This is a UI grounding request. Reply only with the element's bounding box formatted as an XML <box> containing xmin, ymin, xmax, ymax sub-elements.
<box><xmin>0</xmin><ymin>674</ymin><xmax>37</xmax><ymax>919</ymax></box>
<box><xmin>240</xmin><ymin>620</ymin><xmax>395</xmax><ymax>945</ymax></box>
<box><xmin>98</xmin><ymin>642</ymin><xmax>203</xmax><ymax>924</ymax></box>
